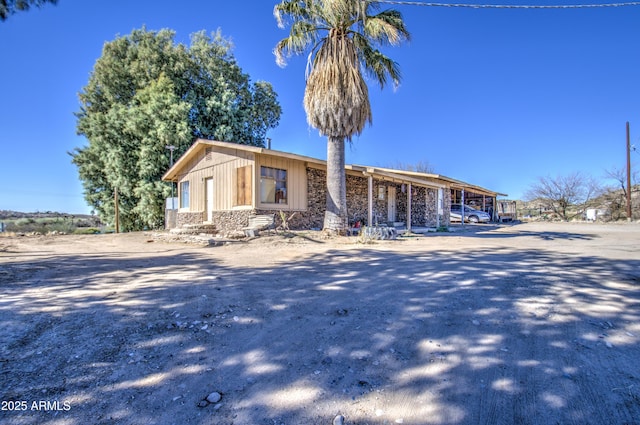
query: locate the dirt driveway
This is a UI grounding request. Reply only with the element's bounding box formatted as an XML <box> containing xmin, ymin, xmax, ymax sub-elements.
<box><xmin>1</xmin><ymin>222</ymin><xmax>639</xmax><ymax>425</ymax></box>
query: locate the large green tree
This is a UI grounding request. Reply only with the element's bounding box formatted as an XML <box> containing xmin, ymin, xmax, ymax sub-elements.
<box><xmin>0</xmin><ymin>0</ymin><xmax>56</xmax><ymax>21</ymax></box>
<box><xmin>73</xmin><ymin>28</ymin><xmax>281</xmax><ymax>230</ymax></box>
<box><xmin>274</xmin><ymin>0</ymin><xmax>409</xmax><ymax>233</ymax></box>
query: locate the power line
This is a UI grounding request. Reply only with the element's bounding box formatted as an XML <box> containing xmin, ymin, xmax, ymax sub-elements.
<box><xmin>377</xmin><ymin>1</ymin><xmax>640</xmax><ymax>8</ymax></box>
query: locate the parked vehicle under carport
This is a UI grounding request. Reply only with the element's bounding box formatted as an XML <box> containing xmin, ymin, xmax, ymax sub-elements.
<box><xmin>450</xmin><ymin>204</ymin><xmax>491</xmax><ymax>223</ymax></box>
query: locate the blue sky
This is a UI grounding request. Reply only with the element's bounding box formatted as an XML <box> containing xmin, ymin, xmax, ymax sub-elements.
<box><xmin>1</xmin><ymin>0</ymin><xmax>639</xmax><ymax>214</ymax></box>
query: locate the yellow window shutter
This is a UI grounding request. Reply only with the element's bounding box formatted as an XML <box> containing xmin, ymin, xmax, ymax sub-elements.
<box><xmin>235</xmin><ymin>165</ymin><xmax>252</xmax><ymax>206</ymax></box>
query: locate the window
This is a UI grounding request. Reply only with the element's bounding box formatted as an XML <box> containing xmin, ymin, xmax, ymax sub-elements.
<box><xmin>260</xmin><ymin>166</ymin><xmax>287</xmax><ymax>204</ymax></box>
<box><xmin>180</xmin><ymin>181</ymin><xmax>190</xmax><ymax>208</ymax></box>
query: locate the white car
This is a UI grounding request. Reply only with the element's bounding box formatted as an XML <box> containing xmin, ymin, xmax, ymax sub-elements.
<box><xmin>450</xmin><ymin>204</ymin><xmax>491</xmax><ymax>223</ymax></box>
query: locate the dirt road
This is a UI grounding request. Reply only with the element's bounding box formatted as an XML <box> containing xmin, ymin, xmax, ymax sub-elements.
<box><xmin>1</xmin><ymin>222</ymin><xmax>639</xmax><ymax>424</ymax></box>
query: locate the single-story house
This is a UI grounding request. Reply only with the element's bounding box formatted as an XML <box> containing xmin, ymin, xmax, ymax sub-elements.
<box><xmin>162</xmin><ymin>139</ymin><xmax>506</xmax><ymax>234</ymax></box>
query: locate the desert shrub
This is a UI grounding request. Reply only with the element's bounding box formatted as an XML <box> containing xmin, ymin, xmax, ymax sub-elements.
<box><xmin>15</xmin><ymin>218</ymin><xmax>35</xmax><ymax>226</ymax></box>
<box><xmin>73</xmin><ymin>227</ymin><xmax>101</xmax><ymax>235</ymax></box>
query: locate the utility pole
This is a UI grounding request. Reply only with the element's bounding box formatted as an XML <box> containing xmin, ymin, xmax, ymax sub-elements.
<box><xmin>114</xmin><ymin>188</ymin><xmax>120</xmax><ymax>234</ymax></box>
<box><xmin>166</xmin><ymin>145</ymin><xmax>176</xmax><ymax>209</ymax></box>
<box><xmin>627</xmin><ymin>122</ymin><xmax>632</xmax><ymax>221</ymax></box>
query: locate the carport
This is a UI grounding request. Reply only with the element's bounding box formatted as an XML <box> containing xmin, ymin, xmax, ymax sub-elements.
<box><xmin>385</xmin><ymin>170</ymin><xmax>507</xmax><ymax>223</ymax></box>
<box><xmin>449</xmin><ymin>180</ymin><xmax>507</xmax><ymax>221</ymax></box>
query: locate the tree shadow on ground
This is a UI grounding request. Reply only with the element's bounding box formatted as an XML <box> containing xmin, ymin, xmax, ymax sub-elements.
<box><xmin>1</xmin><ymin>243</ymin><xmax>639</xmax><ymax>425</ymax></box>
<box><xmin>443</xmin><ymin>224</ymin><xmax>598</xmax><ymax>241</ymax></box>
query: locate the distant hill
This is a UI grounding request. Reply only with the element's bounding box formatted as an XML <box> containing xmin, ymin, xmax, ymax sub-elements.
<box><xmin>0</xmin><ymin>210</ymin><xmax>103</xmax><ymax>234</ymax></box>
<box><xmin>0</xmin><ymin>210</ymin><xmax>96</xmax><ymax>220</ymax></box>
<box><xmin>516</xmin><ymin>184</ymin><xmax>639</xmax><ymax>221</ymax></box>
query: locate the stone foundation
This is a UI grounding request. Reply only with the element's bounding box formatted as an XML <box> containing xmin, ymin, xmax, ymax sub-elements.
<box><xmin>210</xmin><ymin>210</ymin><xmax>255</xmax><ymax>235</ymax></box>
<box><xmin>176</xmin><ymin>211</ymin><xmax>204</xmax><ymax>228</ymax></box>
<box><xmin>256</xmin><ymin>209</ymin><xmax>321</xmax><ymax>231</ymax></box>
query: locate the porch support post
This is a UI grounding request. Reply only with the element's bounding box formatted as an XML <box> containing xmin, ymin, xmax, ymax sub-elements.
<box><xmin>407</xmin><ymin>183</ymin><xmax>412</xmax><ymax>234</ymax></box>
<box><xmin>493</xmin><ymin>197</ymin><xmax>497</xmax><ymax>221</ymax></box>
<box><xmin>461</xmin><ymin>188</ymin><xmax>465</xmax><ymax>227</ymax></box>
<box><xmin>436</xmin><ymin>188</ymin><xmax>441</xmax><ymax>228</ymax></box>
<box><xmin>424</xmin><ymin>187</ymin><xmax>428</xmax><ymax>228</ymax></box>
<box><xmin>367</xmin><ymin>174</ymin><xmax>373</xmax><ymax>226</ymax></box>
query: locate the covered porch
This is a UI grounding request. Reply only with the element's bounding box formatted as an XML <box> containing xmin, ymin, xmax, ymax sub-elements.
<box><xmin>346</xmin><ymin>165</ymin><xmax>449</xmax><ymax>234</ymax></box>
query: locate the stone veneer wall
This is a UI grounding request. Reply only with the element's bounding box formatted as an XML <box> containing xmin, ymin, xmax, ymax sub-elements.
<box><xmin>373</xmin><ymin>182</ymin><xmax>395</xmax><ymax>225</ymax></box>
<box><xmin>309</xmin><ymin>168</ymin><xmax>398</xmax><ymax>227</ymax></box>
<box><xmin>396</xmin><ymin>186</ymin><xmax>428</xmax><ymax>227</ymax></box>
<box><xmin>176</xmin><ymin>211</ymin><xmax>204</xmax><ymax>228</ymax></box>
<box><xmin>395</xmin><ymin>185</ymin><xmax>407</xmax><ymax>224</ymax></box>
<box><xmin>310</xmin><ymin>168</ymin><xmax>443</xmax><ymax>227</ymax></box>
<box><xmin>349</xmin><ymin>174</ymin><xmax>394</xmax><ymax>225</ymax></box>
<box><xmin>304</xmin><ymin>167</ymin><xmax>327</xmax><ymax>229</ymax></box>
<box><xmin>426</xmin><ymin>188</ymin><xmax>437</xmax><ymax>227</ymax></box>
<box><xmin>210</xmin><ymin>210</ymin><xmax>255</xmax><ymax>235</ymax></box>
<box><xmin>412</xmin><ymin>186</ymin><xmax>428</xmax><ymax>226</ymax></box>
<box><xmin>425</xmin><ymin>188</ymin><xmax>451</xmax><ymax>227</ymax></box>
<box><xmin>254</xmin><ymin>209</ymin><xmax>318</xmax><ymax>231</ymax></box>
<box><xmin>346</xmin><ymin>174</ymin><xmax>368</xmax><ymax>224</ymax></box>
<box><xmin>388</xmin><ymin>185</ymin><xmax>454</xmax><ymax>228</ymax></box>
<box><xmin>396</xmin><ymin>185</ymin><xmax>427</xmax><ymax>226</ymax></box>
<box><xmin>443</xmin><ymin>189</ymin><xmax>451</xmax><ymax>225</ymax></box>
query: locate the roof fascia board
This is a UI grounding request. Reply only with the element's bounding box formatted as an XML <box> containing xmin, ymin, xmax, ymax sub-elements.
<box><xmin>163</xmin><ymin>139</ymin><xmax>327</xmax><ymax>181</ymax></box>
<box><xmin>371</xmin><ymin>166</ymin><xmax>505</xmax><ymax>197</ymax></box>
<box><xmin>161</xmin><ymin>139</ymin><xmax>210</xmax><ymax>181</ymax></box>
<box><xmin>360</xmin><ymin>167</ymin><xmax>446</xmax><ymax>189</ymax></box>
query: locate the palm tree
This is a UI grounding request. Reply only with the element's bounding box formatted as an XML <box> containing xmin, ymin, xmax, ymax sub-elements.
<box><xmin>274</xmin><ymin>0</ymin><xmax>410</xmax><ymax>233</ymax></box>
<box><xmin>1</xmin><ymin>0</ymin><xmax>58</xmax><ymax>21</ymax></box>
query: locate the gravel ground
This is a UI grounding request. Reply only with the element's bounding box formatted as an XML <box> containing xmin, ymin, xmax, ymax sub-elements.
<box><xmin>0</xmin><ymin>221</ymin><xmax>639</xmax><ymax>425</ymax></box>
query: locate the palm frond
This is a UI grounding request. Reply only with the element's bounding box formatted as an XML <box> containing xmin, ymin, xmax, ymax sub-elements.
<box><xmin>274</xmin><ymin>1</ymin><xmax>317</xmax><ymax>29</ymax></box>
<box><xmin>353</xmin><ymin>33</ymin><xmax>401</xmax><ymax>89</ymax></box>
<box><xmin>274</xmin><ymin>20</ymin><xmax>320</xmax><ymax>67</ymax></box>
<box><xmin>364</xmin><ymin>9</ymin><xmax>410</xmax><ymax>46</ymax></box>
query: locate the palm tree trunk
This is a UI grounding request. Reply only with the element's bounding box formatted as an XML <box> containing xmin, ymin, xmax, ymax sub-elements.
<box><xmin>324</xmin><ymin>136</ymin><xmax>347</xmax><ymax>234</ymax></box>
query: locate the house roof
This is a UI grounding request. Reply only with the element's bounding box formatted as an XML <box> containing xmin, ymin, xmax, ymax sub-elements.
<box><xmin>365</xmin><ymin>166</ymin><xmax>508</xmax><ymax>197</ymax></box>
<box><xmin>162</xmin><ymin>139</ymin><xmax>325</xmax><ymax>181</ymax></box>
<box><xmin>162</xmin><ymin>139</ymin><xmax>507</xmax><ymax>197</ymax></box>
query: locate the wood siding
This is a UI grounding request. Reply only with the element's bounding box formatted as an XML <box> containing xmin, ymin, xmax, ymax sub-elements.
<box><xmin>256</xmin><ymin>154</ymin><xmax>307</xmax><ymax>211</ymax></box>
<box><xmin>176</xmin><ymin>146</ymin><xmax>308</xmax><ymax>213</ymax></box>
<box><xmin>177</xmin><ymin>146</ymin><xmax>255</xmax><ymax>213</ymax></box>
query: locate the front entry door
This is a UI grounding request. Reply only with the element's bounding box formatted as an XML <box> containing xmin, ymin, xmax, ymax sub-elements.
<box><xmin>387</xmin><ymin>186</ymin><xmax>396</xmax><ymax>223</ymax></box>
<box><xmin>205</xmin><ymin>178</ymin><xmax>214</xmax><ymax>222</ymax></box>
